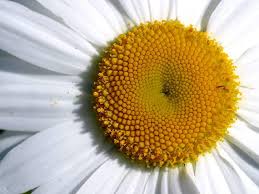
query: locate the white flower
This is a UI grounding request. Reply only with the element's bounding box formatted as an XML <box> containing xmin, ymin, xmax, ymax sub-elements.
<box><xmin>0</xmin><ymin>0</ymin><xmax>259</xmax><ymax>194</ymax></box>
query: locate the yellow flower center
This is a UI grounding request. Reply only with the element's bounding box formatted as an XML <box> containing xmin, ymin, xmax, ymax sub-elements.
<box><xmin>93</xmin><ymin>20</ymin><xmax>240</xmax><ymax>167</ymax></box>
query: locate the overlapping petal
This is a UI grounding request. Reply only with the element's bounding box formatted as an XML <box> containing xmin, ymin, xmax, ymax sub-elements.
<box><xmin>0</xmin><ymin>121</ymin><xmax>111</xmax><ymax>194</ymax></box>
<box><xmin>0</xmin><ymin>0</ymin><xmax>96</xmax><ymax>75</ymax></box>
<box><xmin>0</xmin><ymin>72</ymin><xmax>80</xmax><ymax>131</ymax></box>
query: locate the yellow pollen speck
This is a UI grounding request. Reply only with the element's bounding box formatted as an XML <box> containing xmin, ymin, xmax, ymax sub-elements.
<box><xmin>93</xmin><ymin>20</ymin><xmax>240</xmax><ymax>167</ymax></box>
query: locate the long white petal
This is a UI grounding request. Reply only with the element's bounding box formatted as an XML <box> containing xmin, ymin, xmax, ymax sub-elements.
<box><xmin>119</xmin><ymin>0</ymin><xmax>173</xmax><ymax>24</ymax></box>
<box><xmin>160</xmin><ymin>169</ymin><xmax>169</xmax><ymax>194</ymax></box>
<box><xmin>168</xmin><ymin>164</ymin><xmax>200</xmax><ymax>194</ymax></box>
<box><xmin>0</xmin><ymin>131</ymin><xmax>32</xmax><ymax>160</ymax></box>
<box><xmin>195</xmin><ymin>155</ymin><xmax>214</xmax><ymax>194</ymax></box>
<box><xmin>203</xmin><ymin>154</ymin><xmax>232</xmax><ymax>194</ymax></box>
<box><xmin>227</xmin><ymin>120</ymin><xmax>259</xmax><ymax>164</ymax></box>
<box><xmin>0</xmin><ymin>121</ymin><xmax>101</xmax><ymax>194</ymax></box>
<box><xmin>213</xmin><ymin>150</ymin><xmax>245</xmax><ymax>194</ymax></box>
<box><xmin>180</xmin><ymin>164</ymin><xmax>200</xmax><ymax>194</ymax></box>
<box><xmin>168</xmin><ymin>0</ymin><xmax>177</xmax><ymax>20</ymax></box>
<box><xmin>75</xmin><ymin>158</ymin><xmax>128</xmax><ymax>194</ymax></box>
<box><xmin>149</xmin><ymin>0</ymin><xmax>171</xmax><ymax>20</ymax></box>
<box><xmin>89</xmin><ymin>0</ymin><xmax>127</xmax><ymax>34</ymax></box>
<box><xmin>0</xmin><ymin>54</ymin><xmax>54</xmax><ymax>75</ymax></box>
<box><xmin>168</xmin><ymin>168</ymin><xmax>182</xmax><ymax>194</ymax></box>
<box><xmin>216</xmin><ymin>145</ymin><xmax>259</xmax><ymax>194</ymax></box>
<box><xmin>235</xmin><ymin>47</ymin><xmax>259</xmax><ymax>89</ymax></box>
<box><xmin>115</xmin><ymin>169</ymin><xmax>144</xmax><ymax>194</ymax></box>
<box><xmin>131</xmin><ymin>0</ymin><xmax>151</xmax><ymax>22</ymax></box>
<box><xmin>32</xmin><ymin>144</ymin><xmax>112</xmax><ymax>194</ymax></box>
<box><xmin>143</xmin><ymin>168</ymin><xmax>159</xmax><ymax>194</ymax></box>
<box><xmin>0</xmin><ymin>1</ymin><xmax>95</xmax><ymax>75</ymax></box>
<box><xmin>176</xmin><ymin>0</ymin><xmax>212</xmax><ymax>29</ymax></box>
<box><xmin>208</xmin><ymin>0</ymin><xmax>259</xmax><ymax>60</ymax></box>
<box><xmin>148</xmin><ymin>0</ymin><xmax>162</xmax><ymax>21</ymax></box>
<box><xmin>221</xmin><ymin>141</ymin><xmax>259</xmax><ymax>188</ymax></box>
<box><xmin>0</xmin><ymin>72</ymin><xmax>79</xmax><ymax>131</ymax></box>
<box><xmin>118</xmin><ymin>0</ymin><xmax>141</xmax><ymax>25</ymax></box>
<box><xmin>36</xmin><ymin>0</ymin><xmax>118</xmax><ymax>46</ymax></box>
<box><xmin>238</xmin><ymin>87</ymin><xmax>259</xmax><ymax>129</ymax></box>
<box><xmin>133</xmin><ymin>170</ymin><xmax>150</xmax><ymax>194</ymax></box>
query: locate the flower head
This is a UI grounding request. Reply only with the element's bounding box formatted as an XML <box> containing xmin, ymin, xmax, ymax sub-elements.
<box><xmin>0</xmin><ymin>0</ymin><xmax>259</xmax><ymax>194</ymax></box>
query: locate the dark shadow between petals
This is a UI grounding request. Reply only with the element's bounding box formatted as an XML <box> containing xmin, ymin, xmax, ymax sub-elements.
<box><xmin>200</xmin><ymin>0</ymin><xmax>222</xmax><ymax>32</ymax></box>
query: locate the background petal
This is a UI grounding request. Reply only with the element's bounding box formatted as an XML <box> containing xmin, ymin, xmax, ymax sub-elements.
<box><xmin>0</xmin><ymin>121</ymin><xmax>110</xmax><ymax>194</ymax></box>
<box><xmin>227</xmin><ymin>120</ymin><xmax>259</xmax><ymax>164</ymax></box>
<box><xmin>35</xmin><ymin>0</ymin><xmax>123</xmax><ymax>46</ymax></box>
<box><xmin>75</xmin><ymin>159</ymin><xmax>128</xmax><ymax>194</ymax></box>
<box><xmin>0</xmin><ymin>131</ymin><xmax>33</xmax><ymax>160</ymax></box>
<box><xmin>238</xmin><ymin>87</ymin><xmax>259</xmax><ymax>129</ymax></box>
<box><xmin>176</xmin><ymin>0</ymin><xmax>213</xmax><ymax>29</ymax></box>
<box><xmin>208</xmin><ymin>0</ymin><xmax>259</xmax><ymax>60</ymax></box>
<box><xmin>0</xmin><ymin>0</ymin><xmax>95</xmax><ymax>75</ymax></box>
<box><xmin>221</xmin><ymin>141</ymin><xmax>259</xmax><ymax>188</ymax></box>
<box><xmin>216</xmin><ymin>145</ymin><xmax>259</xmax><ymax>194</ymax></box>
<box><xmin>0</xmin><ymin>72</ymin><xmax>79</xmax><ymax>131</ymax></box>
<box><xmin>235</xmin><ymin>47</ymin><xmax>259</xmax><ymax>89</ymax></box>
<box><xmin>32</xmin><ymin>145</ymin><xmax>112</xmax><ymax>194</ymax></box>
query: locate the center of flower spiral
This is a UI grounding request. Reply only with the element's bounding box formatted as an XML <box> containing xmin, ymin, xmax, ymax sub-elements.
<box><xmin>93</xmin><ymin>20</ymin><xmax>239</xmax><ymax>167</ymax></box>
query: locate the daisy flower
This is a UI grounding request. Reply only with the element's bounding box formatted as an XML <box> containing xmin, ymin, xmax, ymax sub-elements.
<box><xmin>0</xmin><ymin>0</ymin><xmax>259</xmax><ymax>194</ymax></box>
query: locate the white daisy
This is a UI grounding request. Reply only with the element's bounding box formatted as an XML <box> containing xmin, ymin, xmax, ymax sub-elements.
<box><xmin>0</xmin><ymin>0</ymin><xmax>259</xmax><ymax>194</ymax></box>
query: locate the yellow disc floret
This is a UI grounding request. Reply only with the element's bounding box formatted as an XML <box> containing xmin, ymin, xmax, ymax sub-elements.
<box><xmin>93</xmin><ymin>20</ymin><xmax>240</xmax><ymax>167</ymax></box>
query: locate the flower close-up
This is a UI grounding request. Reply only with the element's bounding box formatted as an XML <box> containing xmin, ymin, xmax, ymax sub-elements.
<box><xmin>0</xmin><ymin>0</ymin><xmax>259</xmax><ymax>194</ymax></box>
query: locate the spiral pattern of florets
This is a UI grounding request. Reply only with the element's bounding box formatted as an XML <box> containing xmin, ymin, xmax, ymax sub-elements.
<box><xmin>93</xmin><ymin>20</ymin><xmax>240</xmax><ymax>167</ymax></box>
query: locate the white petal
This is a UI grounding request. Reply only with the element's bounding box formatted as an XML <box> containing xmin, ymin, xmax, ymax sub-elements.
<box><xmin>36</xmin><ymin>0</ymin><xmax>117</xmax><ymax>46</ymax></box>
<box><xmin>0</xmin><ymin>54</ymin><xmax>54</xmax><ymax>75</ymax></box>
<box><xmin>115</xmin><ymin>169</ymin><xmax>144</xmax><ymax>194</ymax></box>
<box><xmin>215</xmin><ymin>145</ymin><xmax>259</xmax><ymax>194</ymax></box>
<box><xmin>32</xmin><ymin>144</ymin><xmax>112</xmax><ymax>194</ymax></box>
<box><xmin>0</xmin><ymin>71</ymin><xmax>81</xmax><ymax>84</ymax></box>
<box><xmin>180</xmin><ymin>164</ymin><xmax>200</xmax><ymax>194</ymax></box>
<box><xmin>148</xmin><ymin>0</ymin><xmax>161</xmax><ymax>21</ymax></box>
<box><xmin>213</xmin><ymin>150</ymin><xmax>245</xmax><ymax>194</ymax></box>
<box><xmin>235</xmin><ymin>47</ymin><xmax>259</xmax><ymax>89</ymax></box>
<box><xmin>0</xmin><ymin>1</ymin><xmax>95</xmax><ymax>75</ymax></box>
<box><xmin>127</xmin><ymin>0</ymin><xmax>171</xmax><ymax>22</ymax></box>
<box><xmin>159</xmin><ymin>168</ymin><xmax>169</xmax><ymax>194</ymax></box>
<box><xmin>195</xmin><ymin>155</ymin><xmax>214</xmax><ymax>194</ymax></box>
<box><xmin>168</xmin><ymin>165</ymin><xmax>200</xmax><ymax>194</ymax></box>
<box><xmin>160</xmin><ymin>0</ymin><xmax>171</xmax><ymax>20</ymax></box>
<box><xmin>203</xmin><ymin>154</ymin><xmax>232</xmax><ymax>194</ymax></box>
<box><xmin>76</xmin><ymin>159</ymin><xmax>128</xmax><ymax>194</ymax></box>
<box><xmin>133</xmin><ymin>170</ymin><xmax>150</xmax><ymax>194</ymax></box>
<box><xmin>118</xmin><ymin>0</ymin><xmax>142</xmax><ymax>25</ymax></box>
<box><xmin>0</xmin><ymin>121</ymin><xmax>102</xmax><ymax>194</ymax></box>
<box><xmin>208</xmin><ymin>0</ymin><xmax>259</xmax><ymax>60</ymax></box>
<box><xmin>149</xmin><ymin>0</ymin><xmax>174</xmax><ymax>21</ymax></box>
<box><xmin>168</xmin><ymin>0</ymin><xmax>177</xmax><ymax>20</ymax></box>
<box><xmin>237</xmin><ymin>87</ymin><xmax>259</xmax><ymax>129</ymax></box>
<box><xmin>0</xmin><ymin>72</ymin><xmax>79</xmax><ymax>131</ymax></box>
<box><xmin>176</xmin><ymin>0</ymin><xmax>212</xmax><ymax>29</ymax></box>
<box><xmin>221</xmin><ymin>141</ymin><xmax>259</xmax><ymax>188</ymax></box>
<box><xmin>89</xmin><ymin>0</ymin><xmax>127</xmax><ymax>34</ymax></box>
<box><xmin>131</xmin><ymin>0</ymin><xmax>151</xmax><ymax>22</ymax></box>
<box><xmin>227</xmin><ymin>119</ymin><xmax>259</xmax><ymax>163</ymax></box>
<box><xmin>168</xmin><ymin>168</ymin><xmax>182</xmax><ymax>194</ymax></box>
<box><xmin>143</xmin><ymin>168</ymin><xmax>159</xmax><ymax>194</ymax></box>
<box><xmin>0</xmin><ymin>131</ymin><xmax>32</xmax><ymax>159</ymax></box>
